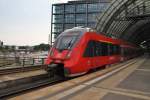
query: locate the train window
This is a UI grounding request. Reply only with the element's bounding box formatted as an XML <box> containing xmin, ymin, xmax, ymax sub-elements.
<box><xmin>55</xmin><ymin>36</ymin><xmax>78</xmax><ymax>51</ymax></box>
<box><xmin>83</xmin><ymin>40</ymin><xmax>94</xmax><ymax>57</ymax></box>
<box><xmin>123</xmin><ymin>47</ymin><xmax>129</xmax><ymax>56</ymax></box>
<box><xmin>108</xmin><ymin>44</ymin><xmax>121</xmax><ymax>55</ymax></box>
<box><xmin>108</xmin><ymin>44</ymin><xmax>113</xmax><ymax>55</ymax></box>
<box><xmin>93</xmin><ymin>41</ymin><xmax>109</xmax><ymax>56</ymax></box>
<box><xmin>113</xmin><ymin>45</ymin><xmax>120</xmax><ymax>55</ymax></box>
<box><xmin>84</xmin><ymin>40</ymin><xmax>111</xmax><ymax>57</ymax></box>
<box><xmin>94</xmin><ymin>41</ymin><xmax>102</xmax><ymax>56</ymax></box>
<box><xmin>113</xmin><ymin>45</ymin><xmax>116</xmax><ymax>54</ymax></box>
<box><xmin>116</xmin><ymin>45</ymin><xmax>121</xmax><ymax>54</ymax></box>
<box><xmin>101</xmin><ymin>42</ymin><xmax>108</xmax><ymax>56</ymax></box>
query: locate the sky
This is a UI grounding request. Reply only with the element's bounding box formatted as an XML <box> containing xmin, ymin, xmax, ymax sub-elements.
<box><xmin>0</xmin><ymin>0</ymin><xmax>70</xmax><ymax>46</ymax></box>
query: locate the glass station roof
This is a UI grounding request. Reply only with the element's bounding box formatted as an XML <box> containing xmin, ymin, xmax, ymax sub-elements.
<box><xmin>96</xmin><ymin>0</ymin><xmax>150</xmax><ymax>44</ymax></box>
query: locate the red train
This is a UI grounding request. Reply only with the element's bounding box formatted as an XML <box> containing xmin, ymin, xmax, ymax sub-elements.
<box><xmin>45</xmin><ymin>27</ymin><xmax>141</xmax><ymax>77</ymax></box>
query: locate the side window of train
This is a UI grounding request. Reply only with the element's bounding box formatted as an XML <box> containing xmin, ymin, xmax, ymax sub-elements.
<box><xmin>83</xmin><ymin>40</ymin><xmax>94</xmax><ymax>57</ymax></box>
<box><xmin>117</xmin><ymin>45</ymin><xmax>121</xmax><ymax>54</ymax></box>
<box><xmin>108</xmin><ymin>44</ymin><xmax>121</xmax><ymax>55</ymax></box>
<box><xmin>108</xmin><ymin>44</ymin><xmax>113</xmax><ymax>55</ymax></box>
<box><xmin>114</xmin><ymin>45</ymin><xmax>120</xmax><ymax>55</ymax></box>
<box><xmin>124</xmin><ymin>48</ymin><xmax>128</xmax><ymax>56</ymax></box>
<box><xmin>94</xmin><ymin>41</ymin><xmax>102</xmax><ymax>56</ymax></box>
<box><xmin>101</xmin><ymin>42</ymin><xmax>108</xmax><ymax>56</ymax></box>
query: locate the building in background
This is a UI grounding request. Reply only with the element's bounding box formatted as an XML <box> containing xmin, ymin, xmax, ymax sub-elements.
<box><xmin>50</xmin><ymin>0</ymin><xmax>111</xmax><ymax>45</ymax></box>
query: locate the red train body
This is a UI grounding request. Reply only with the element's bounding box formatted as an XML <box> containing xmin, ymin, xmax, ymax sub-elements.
<box><xmin>45</xmin><ymin>27</ymin><xmax>141</xmax><ymax>77</ymax></box>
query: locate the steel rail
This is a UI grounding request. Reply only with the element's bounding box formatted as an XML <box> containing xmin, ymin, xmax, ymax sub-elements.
<box><xmin>0</xmin><ymin>74</ymin><xmax>64</xmax><ymax>99</ymax></box>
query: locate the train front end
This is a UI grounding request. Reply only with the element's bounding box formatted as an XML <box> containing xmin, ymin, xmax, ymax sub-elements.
<box><xmin>45</xmin><ymin>28</ymin><xmax>85</xmax><ymax>77</ymax></box>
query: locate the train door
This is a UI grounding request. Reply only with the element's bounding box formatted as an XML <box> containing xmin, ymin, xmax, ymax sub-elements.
<box><xmin>92</xmin><ymin>41</ymin><xmax>98</xmax><ymax>68</ymax></box>
<box><xmin>101</xmin><ymin>42</ymin><xmax>109</xmax><ymax>65</ymax></box>
<box><xmin>94</xmin><ymin>41</ymin><xmax>102</xmax><ymax>67</ymax></box>
<box><xmin>83</xmin><ymin>40</ymin><xmax>95</xmax><ymax>70</ymax></box>
<box><xmin>120</xmin><ymin>46</ymin><xmax>125</xmax><ymax>61</ymax></box>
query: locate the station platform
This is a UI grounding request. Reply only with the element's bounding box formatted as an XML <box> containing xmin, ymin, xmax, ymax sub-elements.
<box><xmin>48</xmin><ymin>56</ymin><xmax>149</xmax><ymax>100</ymax></box>
<box><xmin>9</xmin><ymin>56</ymin><xmax>150</xmax><ymax>100</ymax></box>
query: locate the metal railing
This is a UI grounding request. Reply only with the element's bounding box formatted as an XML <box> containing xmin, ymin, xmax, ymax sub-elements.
<box><xmin>0</xmin><ymin>57</ymin><xmax>15</xmax><ymax>67</ymax></box>
<box><xmin>0</xmin><ymin>56</ymin><xmax>47</xmax><ymax>68</ymax></box>
<box><xmin>19</xmin><ymin>57</ymin><xmax>46</xmax><ymax>67</ymax></box>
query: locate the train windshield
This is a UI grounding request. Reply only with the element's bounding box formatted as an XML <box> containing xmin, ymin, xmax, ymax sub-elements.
<box><xmin>54</xmin><ymin>35</ymin><xmax>78</xmax><ymax>51</ymax></box>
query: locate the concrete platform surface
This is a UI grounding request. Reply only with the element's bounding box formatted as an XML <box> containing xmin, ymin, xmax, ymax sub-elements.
<box><xmin>102</xmin><ymin>93</ymin><xmax>145</xmax><ymax>100</ymax></box>
<box><xmin>51</xmin><ymin>57</ymin><xmax>149</xmax><ymax>100</ymax></box>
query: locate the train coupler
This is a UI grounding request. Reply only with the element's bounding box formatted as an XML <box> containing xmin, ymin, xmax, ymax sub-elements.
<box><xmin>47</xmin><ymin>64</ymin><xmax>65</xmax><ymax>78</ymax></box>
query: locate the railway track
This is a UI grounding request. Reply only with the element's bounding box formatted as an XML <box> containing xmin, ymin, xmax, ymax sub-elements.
<box><xmin>0</xmin><ymin>74</ymin><xmax>64</xmax><ymax>98</ymax></box>
<box><xmin>0</xmin><ymin>65</ymin><xmax>46</xmax><ymax>75</ymax></box>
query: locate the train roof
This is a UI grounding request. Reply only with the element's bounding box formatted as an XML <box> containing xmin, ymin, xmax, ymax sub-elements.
<box><xmin>64</xmin><ymin>27</ymin><xmax>96</xmax><ymax>33</ymax></box>
<box><xmin>92</xmin><ymin>33</ymin><xmax>139</xmax><ymax>48</ymax></box>
<box><xmin>60</xmin><ymin>27</ymin><xmax>139</xmax><ymax>48</ymax></box>
<box><xmin>58</xmin><ymin>27</ymin><xmax>96</xmax><ymax>36</ymax></box>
